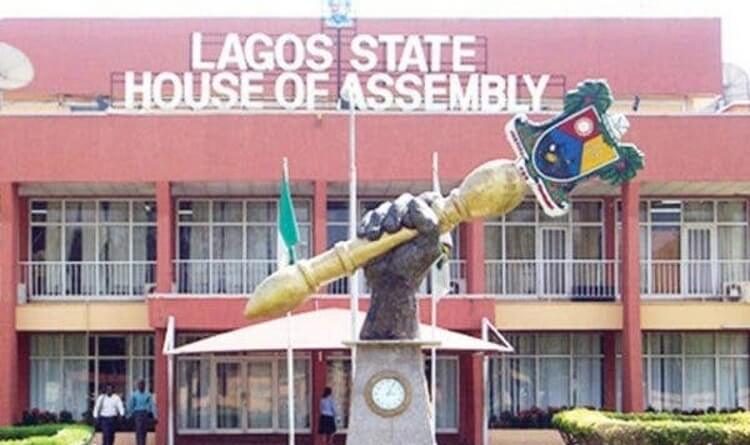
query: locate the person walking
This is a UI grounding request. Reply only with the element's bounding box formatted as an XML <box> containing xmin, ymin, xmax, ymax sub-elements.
<box><xmin>318</xmin><ymin>387</ymin><xmax>337</xmax><ymax>445</ymax></box>
<box><xmin>128</xmin><ymin>380</ymin><xmax>157</xmax><ymax>445</ymax></box>
<box><xmin>93</xmin><ymin>384</ymin><xmax>125</xmax><ymax>445</ymax></box>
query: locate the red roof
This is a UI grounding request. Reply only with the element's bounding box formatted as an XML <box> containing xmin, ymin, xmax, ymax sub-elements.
<box><xmin>0</xmin><ymin>18</ymin><xmax>721</xmax><ymax>98</ymax></box>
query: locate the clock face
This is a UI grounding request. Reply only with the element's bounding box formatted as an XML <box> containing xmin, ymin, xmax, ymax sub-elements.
<box><xmin>371</xmin><ymin>377</ymin><xmax>406</xmax><ymax>411</ymax></box>
<box><xmin>365</xmin><ymin>371</ymin><xmax>411</xmax><ymax>417</ymax></box>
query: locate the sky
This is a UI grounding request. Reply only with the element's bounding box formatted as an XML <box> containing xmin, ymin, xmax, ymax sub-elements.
<box><xmin>1</xmin><ymin>0</ymin><xmax>749</xmax><ymax>73</ymax></box>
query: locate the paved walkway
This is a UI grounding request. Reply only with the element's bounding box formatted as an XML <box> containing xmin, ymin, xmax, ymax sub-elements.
<box><xmin>93</xmin><ymin>430</ymin><xmax>563</xmax><ymax>445</ymax></box>
<box><xmin>92</xmin><ymin>432</ymin><xmax>155</xmax><ymax>445</ymax></box>
<box><xmin>490</xmin><ymin>430</ymin><xmax>564</xmax><ymax>445</ymax></box>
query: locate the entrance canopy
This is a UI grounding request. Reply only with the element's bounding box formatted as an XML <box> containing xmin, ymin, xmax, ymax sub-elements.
<box><xmin>169</xmin><ymin>308</ymin><xmax>510</xmax><ymax>355</ymax></box>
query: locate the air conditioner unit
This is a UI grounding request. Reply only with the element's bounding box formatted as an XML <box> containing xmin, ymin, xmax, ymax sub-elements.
<box><xmin>724</xmin><ymin>282</ymin><xmax>750</xmax><ymax>301</ymax></box>
<box><xmin>143</xmin><ymin>282</ymin><xmax>157</xmax><ymax>297</ymax></box>
<box><xmin>449</xmin><ymin>278</ymin><xmax>466</xmax><ymax>294</ymax></box>
<box><xmin>724</xmin><ymin>282</ymin><xmax>742</xmax><ymax>297</ymax></box>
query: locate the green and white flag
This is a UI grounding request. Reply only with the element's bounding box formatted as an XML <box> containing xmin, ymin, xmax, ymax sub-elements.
<box><xmin>278</xmin><ymin>158</ymin><xmax>299</xmax><ymax>445</ymax></box>
<box><xmin>277</xmin><ymin>158</ymin><xmax>300</xmax><ymax>270</ymax></box>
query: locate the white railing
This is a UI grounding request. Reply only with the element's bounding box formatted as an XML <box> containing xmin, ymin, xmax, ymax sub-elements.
<box><xmin>485</xmin><ymin>259</ymin><xmax>619</xmax><ymax>300</ymax></box>
<box><xmin>21</xmin><ymin>261</ymin><xmax>156</xmax><ymax>299</ymax></box>
<box><xmin>324</xmin><ymin>259</ymin><xmax>467</xmax><ymax>295</ymax></box>
<box><xmin>175</xmin><ymin>259</ymin><xmax>277</xmax><ymax>294</ymax></box>
<box><xmin>641</xmin><ymin>259</ymin><xmax>750</xmax><ymax>298</ymax></box>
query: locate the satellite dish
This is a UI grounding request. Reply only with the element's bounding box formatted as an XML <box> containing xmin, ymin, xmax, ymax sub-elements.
<box><xmin>721</xmin><ymin>62</ymin><xmax>750</xmax><ymax>106</ymax></box>
<box><xmin>0</xmin><ymin>42</ymin><xmax>34</xmax><ymax>90</ymax></box>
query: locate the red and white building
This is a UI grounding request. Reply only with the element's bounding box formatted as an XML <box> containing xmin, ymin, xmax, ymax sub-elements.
<box><xmin>1</xmin><ymin>16</ymin><xmax>749</xmax><ymax>445</ymax></box>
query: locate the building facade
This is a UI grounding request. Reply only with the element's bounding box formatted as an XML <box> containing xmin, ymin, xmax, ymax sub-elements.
<box><xmin>1</xmin><ymin>16</ymin><xmax>749</xmax><ymax>445</ymax></box>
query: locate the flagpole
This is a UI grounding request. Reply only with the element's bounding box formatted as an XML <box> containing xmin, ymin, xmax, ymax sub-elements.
<box><xmin>286</xmin><ymin>310</ymin><xmax>295</xmax><ymax>445</ymax></box>
<box><xmin>162</xmin><ymin>316</ymin><xmax>175</xmax><ymax>445</ymax></box>
<box><xmin>281</xmin><ymin>158</ymin><xmax>295</xmax><ymax>445</ymax></box>
<box><xmin>347</xmin><ymin>90</ymin><xmax>359</xmax><ymax>376</ymax></box>
<box><xmin>482</xmin><ymin>320</ymin><xmax>489</xmax><ymax>445</ymax></box>
<box><xmin>430</xmin><ymin>152</ymin><xmax>439</xmax><ymax>435</ymax></box>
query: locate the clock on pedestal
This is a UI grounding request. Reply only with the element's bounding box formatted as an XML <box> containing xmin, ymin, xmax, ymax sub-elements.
<box><xmin>345</xmin><ymin>340</ymin><xmax>438</xmax><ymax>445</ymax></box>
<box><xmin>365</xmin><ymin>370</ymin><xmax>412</xmax><ymax>417</ymax></box>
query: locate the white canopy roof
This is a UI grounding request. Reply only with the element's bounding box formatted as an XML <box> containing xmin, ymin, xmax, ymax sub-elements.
<box><xmin>169</xmin><ymin>308</ymin><xmax>511</xmax><ymax>355</ymax></box>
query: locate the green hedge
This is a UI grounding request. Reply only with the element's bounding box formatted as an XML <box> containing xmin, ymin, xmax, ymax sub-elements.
<box><xmin>0</xmin><ymin>425</ymin><xmax>67</xmax><ymax>441</ymax></box>
<box><xmin>0</xmin><ymin>425</ymin><xmax>92</xmax><ymax>445</ymax></box>
<box><xmin>553</xmin><ymin>408</ymin><xmax>750</xmax><ymax>445</ymax></box>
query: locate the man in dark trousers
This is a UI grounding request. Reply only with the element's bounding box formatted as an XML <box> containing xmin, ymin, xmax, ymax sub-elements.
<box><xmin>93</xmin><ymin>384</ymin><xmax>125</xmax><ymax>445</ymax></box>
<box><xmin>128</xmin><ymin>380</ymin><xmax>157</xmax><ymax>445</ymax></box>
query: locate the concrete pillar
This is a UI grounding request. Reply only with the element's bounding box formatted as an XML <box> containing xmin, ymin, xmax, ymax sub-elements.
<box><xmin>156</xmin><ymin>182</ymin><xmax>174</xmax><ymax>294</ymax></box>
<box><xmin>621</xmin><ymin>181</ymin><xmax>644</xmax><ymax>412</ymax></box>
<box><xmin>313</xmin><ymin>181</ymin><xmax>327</xmax><ymax>255</ymax></box>
<box><xmin>602</xmin><ymin>331</ymin><xmax>618</xmax><ymax>410</ymax></box>
<box><xmin>459</xmin><ymin>353</ymin><xmax>484</xmax><ymax>445</ymax></box>
<box><xmin>154</xmin><ymin>329</ymin><xmax>169</xmax><ymax>445</ymax></box>
<box><xmin>465</xmin><ymin>221</ymin><xmax>485</xmax><ymax>294</ymax></box>
<box><xmin>0</xmin><ymin>182</ymin><xmax>20</xmax><ymax>424</ymax></box>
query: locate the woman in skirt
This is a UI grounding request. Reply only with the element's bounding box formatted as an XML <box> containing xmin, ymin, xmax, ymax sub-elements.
<box><xmin>318</xmin><ymin>387</ymin><xmax>337</xmax><ymax>445</ymax></box>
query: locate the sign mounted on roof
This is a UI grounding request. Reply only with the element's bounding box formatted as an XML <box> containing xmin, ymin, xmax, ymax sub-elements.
<box><xmin>323</xmin><ymin>0</ymin><xmax>354</xmax><ymax>28</ymax></box>
<box><xmin>123</xmin><ymin>32</ymin><xmax>551</xmax><ymax>112</ymax></box>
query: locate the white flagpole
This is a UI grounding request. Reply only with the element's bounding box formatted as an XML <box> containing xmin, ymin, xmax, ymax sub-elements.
<box><xmin>347</xmin><ymin>90</ymin><xmax>359</xmax><ymax>376</ymax></box>
<box><xmin>430</xmin><ymin>152</ymin><xmax>439</xmax><ymax>435</ymax></box>
<box><xmin>482</xmin><ymin>320</ymin><xmax>489</xmax><ymax>445</ymax></box>
<box><xmin>282</xmin><ymin>158</ymin><xmax>295</xmax><ymax>445</ymax></box>
<box><xmin>162</xmin><ymin>316</ymin><xmax>176</xmax><ymax>445</ymax></box>
<box><xmin>286</xmin><ymin>311</ymin><xmax>295</xmax><ymax>445</ymax></box>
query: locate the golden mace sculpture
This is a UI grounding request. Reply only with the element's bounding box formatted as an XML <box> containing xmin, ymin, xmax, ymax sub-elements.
<box><xmin>244</xmin><ymin>80</ymin><xmax>644</xmax><ymax>320</ymax></box>
<box><xmin>245</xmin><ymin>159</ymin><xmax>526</xmax><ymax>319</ymax></box>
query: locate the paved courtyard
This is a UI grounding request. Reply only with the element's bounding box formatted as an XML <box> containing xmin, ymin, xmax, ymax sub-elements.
<box><xmin>94</xmin><ymin>430</ymin><xmax>564</xmax><ymax>445</ymax></box>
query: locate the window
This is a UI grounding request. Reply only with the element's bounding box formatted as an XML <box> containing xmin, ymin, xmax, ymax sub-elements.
<box><xmin>623</xmin><ymin>333</ymin><xmax>750</xmax><ymax>411</ymax></box>
<box><xmin>325</xmin><ymin>200</ymin><xmax>381</xmax><ymax>294</ymax></box>
<box><xmin>425</xmin><ymin>357</ymin><xmax>459</xmax><ymax>431</ymax></box>
<box><xmin>485</xmin><ymin>201</ymin><xmax>608</xmax><ymax>297</ymax></box>
<box><xmin>488</xmin><ymin>333</ymin><xmax>603</xmax><ymax>418</ymax></box>
<box><xmin>176</xmin><ymin>199</ymin><xmax>312</xmax><ymax>293</ymax></box>
<box><xmin>325</xmin><ymin>356</ymin><xmax>351</xmax><ymax>428</ymax></box>
<box><xmin>30</xmin><ymin>333</ymin><xmax>154</xmax><ymax>420</ymax></box>
<box><xmin>28</xmin><ymin>200</ymin><xmax>156</xmax><ymax>298</ymax></box>
<box><xmin>618</xmin><ymin>200</ymin><xmax>749</xmax><ymax>296</ymax></box>
<box><xmin>176</xmin><ymin>355</ymin><xmax>311</xmax><ymax>433</ymax></box>
<box><xmin>178</xmin><ymin>358</ymin><xmax>212</xmax><ymax>430</ymax></box>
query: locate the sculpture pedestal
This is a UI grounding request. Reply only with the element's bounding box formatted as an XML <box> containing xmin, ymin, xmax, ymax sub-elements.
<box><xmin>344</xmin><ymin>340</ymin><xmax>439</xmax><ymax>445</ymax></box>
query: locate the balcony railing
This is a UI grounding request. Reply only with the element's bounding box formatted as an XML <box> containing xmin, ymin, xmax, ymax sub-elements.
<box><xmin>324</xmin><ymin>259</ymin><xmax>467</xmax><ymax>295</ymax></box>
<box><xmin>485</xmin><ymin>259</ymin><xmax>619</xmax><ymax>300</ymax></box>
<box><xmin>175</xmin><ymin>259</ymin><xmax>277</xmax><ymax>294</ymax></box>
<box><xmin>641</xmin><ymin>259</ymin><xmax>750</xmax><ymax>298</ymax></box>
<box><xmin>21</xmin><ymin>261</ymin><xmax>156</xmax><ymax>300</ymax></box>
<box><xmin>22</xmin><ymin>258</ymin><xmax>750</xmax><ymax>300</ymax></box>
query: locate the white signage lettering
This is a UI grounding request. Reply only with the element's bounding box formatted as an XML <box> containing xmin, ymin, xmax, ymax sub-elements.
<box><xmin>124</xmin><ymin>32</ymin><xmax>550</xmax><ymax>112</ymax></box>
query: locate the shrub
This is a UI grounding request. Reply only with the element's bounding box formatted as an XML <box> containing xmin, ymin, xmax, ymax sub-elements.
<box><xmin>0</xmin><ymin>424</ymin><xmax>66</xmax><ymax>441</ymax></box>
<box><xmin>553</xmin><ymin>408</ymin><xmax>750</xmax><ymax>445</ymax></box>
<box><xmin>19</xmin><ymin>410</ymin><xmax>61</xmax><ymax>426</ymax></box>
<box><xmin>0</xmin><ymin>425</ymin><xmax>92</xmax><ymax>445</ymax></box>
<box><xmin>58</xmin><ymin>412</ymin><xmax>74</xmax><ymax>424</ymax></box>
<box><xmin>490</xmin><ymin>406</ymin><xmax>569</xmax><ymax>429</ymax></box>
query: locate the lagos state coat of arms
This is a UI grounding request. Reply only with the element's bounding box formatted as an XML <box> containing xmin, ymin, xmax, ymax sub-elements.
<box><xmin>506</xmin><ymin>79</ymin><xmax>644</xmax><ymax>216</ymax></box>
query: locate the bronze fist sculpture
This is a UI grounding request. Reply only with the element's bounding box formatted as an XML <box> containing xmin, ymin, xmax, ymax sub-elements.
<box><xmin>358</xmin><ymin>192</ymin><xmax>449</xmax><ymax>340</ymax></box>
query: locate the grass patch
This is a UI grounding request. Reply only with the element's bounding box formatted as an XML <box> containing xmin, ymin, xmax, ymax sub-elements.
<box><xmin>0</xmin><ymin>425</ymin><xmax>93</xmax><ymax>445</ymax></box>
<box><xmin>553</xmin><ymin>408</ymin><xmax>750</xmax><ymax>445</ymax></box>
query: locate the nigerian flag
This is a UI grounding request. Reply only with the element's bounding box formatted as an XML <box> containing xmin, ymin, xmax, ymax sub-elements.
<box><xmin>277</xmin><ymin>158</ymin><xmax>300</xmax><ymax>269</ymax></box>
